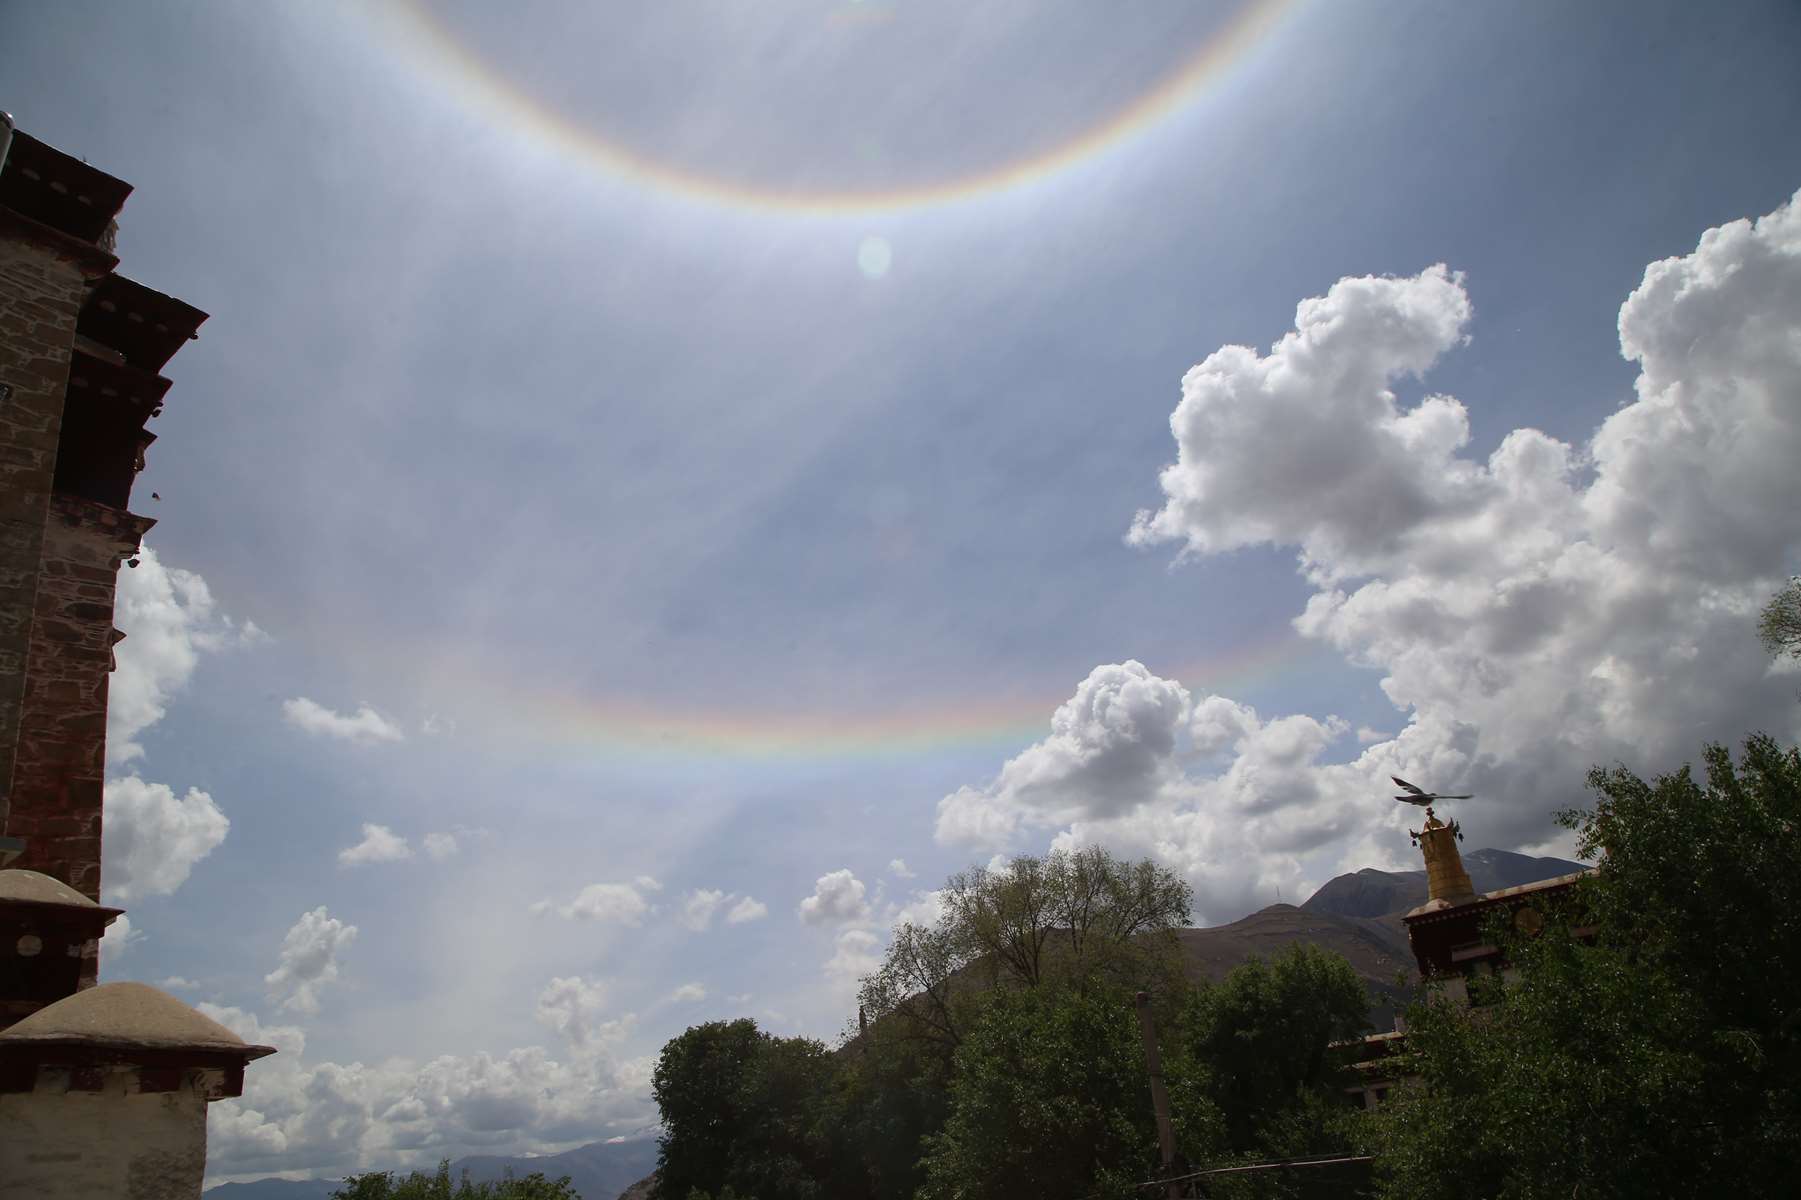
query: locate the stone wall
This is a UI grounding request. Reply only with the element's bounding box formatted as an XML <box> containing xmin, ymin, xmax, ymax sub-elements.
<box><xmin>0</xmin><ymin>1065</ymin><xmax>210</xmax><ymax>1199</ymax></box>
<box><xmin>0</xmin><ymin>238</ymin><xmax>89</xmax><ymax>832</ymax></box>
<box><xmin>8</xmin><ymin>497</ymin><xmax>152</xmax><ymax>917</ymax></box>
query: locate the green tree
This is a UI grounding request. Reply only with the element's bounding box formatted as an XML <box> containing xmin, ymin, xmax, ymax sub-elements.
<box><xmin>331</xmin><ymin>1162</ymin><xmax>579</xmax><ymax>1199</ymax></box>
<box><xmin>1759</xmin><ymin>575</ymin><xmax>1801</xmax><ymax>661</ymax></box>
<box><xmin>1180</xmin><ymin>944</ymin><xmax>1371</xmax><ymax>1158</ymax></box>
<box><xmin>1371</xmin><ymin>734</ymin><xmax>1801</xmax><ymax>1199</ymax></box>
<box><xmin>916</xmin><ymin>982</ymin><xmax>1222</xmax><ymax>1200</ymax></box>
<box><xmin>650</xmin><ymin>1019</ymin><xmax>846</xmax><ymax>1200</ymax></box>
<box><xmin>857</xmin><ymin>847</ymin><xmax>1193</xmax><ymax>1056</ymax></box>
<box><xmin>651</xmin><ymin>1019</ymin><xmax>764</xmax><ymax>1200</ymax></box>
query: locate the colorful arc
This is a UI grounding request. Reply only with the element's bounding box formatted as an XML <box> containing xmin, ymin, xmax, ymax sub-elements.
<box><xmin>384</xmin><ymin>0</ymin><xmax>1294</xmax><ymax>217</ymax></box>
<box><xmin>458</xmin><ymin>627</ymin><xmax>1313</xmax><ymax>763</ymax></box>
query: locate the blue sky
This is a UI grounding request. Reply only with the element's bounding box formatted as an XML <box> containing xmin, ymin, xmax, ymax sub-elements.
<box><xmin>6</xmin><ymin>0</ymin><xmax>1801</xmax><ymax>1180</ymax></box>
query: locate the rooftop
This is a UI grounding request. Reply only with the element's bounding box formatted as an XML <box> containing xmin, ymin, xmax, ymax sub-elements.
<box><xmin>0</xmin><ymin>982</ymin><xmax>274</xmax><ymax>1060</ymax></box>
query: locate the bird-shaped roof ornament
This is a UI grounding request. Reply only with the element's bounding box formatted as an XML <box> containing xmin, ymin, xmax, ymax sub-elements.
<box><xmin>1392</xmin><ymin>776</ymin><xmax>1472</xmax><ymax>807</ymax></box>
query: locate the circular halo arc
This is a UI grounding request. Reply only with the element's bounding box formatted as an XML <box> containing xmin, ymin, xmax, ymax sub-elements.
<box><xmin>386</xmin><ymin>0</ymin><xmax>1295</xmax><ymax>218</ymax></box>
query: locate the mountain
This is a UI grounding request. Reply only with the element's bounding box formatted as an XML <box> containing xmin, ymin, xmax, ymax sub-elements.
<box><xmin>1300</xmin><ymin>848</ymin><xmax>1587</xmax><ymax>920</ymax></box>
<box><xmin>204</xmin><ymin>1138</ymin><xmax>659</xmax><ymax>1200</ymax></box>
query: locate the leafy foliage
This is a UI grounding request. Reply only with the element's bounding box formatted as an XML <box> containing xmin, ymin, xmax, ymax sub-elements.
<box><xmin>1759</xmin><ymin>575</ymin><xmax>1801</xmax><ymax>661</ymax></box>
<box><xmin>1181</xmin><ymin>943</ymin><xmax>1372</xmax><ymax>1157</ymax></box>
<box><xmin>330</xmin><ymin>1162</ymin><xmax>578</xmax><ymax>1199</ymax></box>
<box><xmin>650</xmin><ymin>1019</ymin><xmax>842</xmax><ymax>1200</ymax></box>
<box><xmin>1371</xmin><ymin>734</ymin><xmax>1801</xmax><ymax>1199</ymax></box>
<box><xmin>916</xmin><ymin>982</ymin><xmax>1220</xmax><ymax>1200</ymax></box>
<box><xmin>652</xmin><ymin>852</ymin><xmax>1370</xmax><ymax>1200</ymax></box>
<box><xmin>856</xmin><ymin>846</ymin><xmax>1193</xmax><ymax>1057</ymax></box>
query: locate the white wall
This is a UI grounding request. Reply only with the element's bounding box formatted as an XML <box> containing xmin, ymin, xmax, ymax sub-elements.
<box><xmin>0</xmin><ymin>1065</ymin><xmax>209</xmax><ymax>1199</ymax></box>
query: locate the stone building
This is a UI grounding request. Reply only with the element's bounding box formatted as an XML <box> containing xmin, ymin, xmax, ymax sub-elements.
<box><xmin>0</xmin><ymin>114</ymin><xmax>273</xmax><ymax>1197</ymax></box>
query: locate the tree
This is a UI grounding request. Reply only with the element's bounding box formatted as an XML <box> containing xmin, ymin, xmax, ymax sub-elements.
<box><xmin>1759</xmin><ymin>575</ymin><xmax>1801</xmax><ymax>661</ymax></box>
<box><xmin>650</xmin><ymin>1019</ymin><xmax>846</xmax><ymax>1200</ymax></box>
<box><xmin>651</xmin><ymin>1019</ymin><xmax>764</xmax><ymax>1200</ymax></box>
<box><xmin>915</xmin><ymin>982</ymin><xmax>1222</xmax><ymax>1200</ymax></box>
<box><xmin>1370</xmin><ymin>734</ymin><xmax>1801</xmax><ymax>1199</ymax></box>
<box><xmin>857</xmin><ymin>847</ymin><xmax>1193</xmax><ymax>1054</ymax></box>
<box><xmin>331</xmin><ymin>1162</ymin><xmax>579</xmax><ymax>1199</ymax></box>
<box><xmin>1179</xmin><ymin>944</ymin><xmax>1371</xmax><ymax>1158</ymax></box>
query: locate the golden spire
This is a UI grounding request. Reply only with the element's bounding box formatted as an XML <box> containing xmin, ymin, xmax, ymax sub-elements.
<box><xmin>1410</xmin><ymin>808</ymin><xmax>1476</xmax><ymax>906</ymax></box>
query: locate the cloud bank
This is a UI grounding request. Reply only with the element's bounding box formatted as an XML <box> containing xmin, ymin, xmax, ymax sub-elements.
<box><xmin>941</xmin><ymin>190</ymin><xmax>1801</xmax><ymax>921</ymax></box>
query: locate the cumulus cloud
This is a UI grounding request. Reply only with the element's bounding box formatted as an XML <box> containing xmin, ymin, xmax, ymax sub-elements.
<box><xmin>100</xmin><ymin>912</ymin><xmax>143</xmax><ymax>964</ymax></box>
<box><xmin>533</xmin><ymin>879</ymin><xmax>658</xmax><ymax>924</ymax></box>
<box><xmin>104</xmin><ymin>546</ymin><xmax>254</xmax><ymax>906</ymax></box>
<box><xmin>939</xmin><ymin>192</ymin><xmax>1801</xmax><ymax>921</ymax></box>
<box><xmin>935</xmin><ymin>661</ymin><xmax>1193</xmax><ymax>848</ymax></box>
<box><xmin>797</xmin><ymin>869</ymin><xmax>870</xmax><ymax>925</ymax></box>
<box><xmin>667</xmin><ymin>983</ymin><xmax>707</xmax><ymax>1004</ymax></box>
<box><xmin>677</xmin><ymin>888</ymin><xmax>766</xmax><ymax>930</ymax></box>
<box><xmin>534</xmin><ymin>977</ymin><xmax>632</xmax><ymax>1051</ymax></box>
<box><xmin>725</xmin><ymin>895</ymin><xmax>769</xmax><ymax>925</ymax></box>
<box><xmin>677</xmin><ymin>889</ymin><xmax>727</xmax><ymax>932</ymax></box>
<box><xmin>265</xmin><ymin>907</ymin><xmax>358</xmax><ymax>1016</ymax></box>
<box><xmin>160</xmin><ymin>976</ymin><xmax>199</xmax><ymax>990</ymax></box>
<box><xmin>338</xmin><ymin>823</ymin><xmax>411</xmax><ymax>867</ymax></box>
<box><xmin>203</xmin><ymin>996</ymin><xmax>652</xmax><ymax>1182</ymax></box>
<box><xmin>887</xmin><ymin>858</ymin><xmax>915</xmax><ymax>879</ymax></box>
<box><xmin>823</xmin><ymin>929</ymin><xmax>882</xmax><ymax>996</ymax></box>
<box><xmin>103</xmin><ymin>776</ymin><xmax>229</xmax><ymax>902</ymax></box>
<box><xmin>422</xmin><ymin>831</ymin><xmax>460</xmax><ymax>861</ymax></box>
<box><xmin>109</xmin><ymin>545</ymin><xmax>259</xmax><ymax>766</ymax></box>
<box><xmin>282</xmin><ymin>698</ymin><xmax>405</xmax><ymax>745</ymax></box>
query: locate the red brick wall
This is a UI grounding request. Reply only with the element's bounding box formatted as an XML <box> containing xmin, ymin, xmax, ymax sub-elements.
<box><xmin>0</xmin><ymin>238</ymin><xmax>90</xmax><ymax>826</ymax></box>
<box><xmin>7</xmin><ymin>497</ymin><xmax>152</xmax><ymax>905</ymax></box>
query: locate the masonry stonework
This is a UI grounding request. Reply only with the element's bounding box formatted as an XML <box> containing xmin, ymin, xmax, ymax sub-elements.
<box><xmin>8</xmin><ymin>497</ymin><xmax>154</xmax><ymax>915</ymax></box>
<box><xmin>0</xmin><ymin>238</ymin><xmax>93</xmax><ymax>829</ymax></box>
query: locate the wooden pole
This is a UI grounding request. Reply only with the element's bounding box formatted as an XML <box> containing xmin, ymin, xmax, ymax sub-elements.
<box><xmin>1135</xmin><ymin>991</ymin><xmax>1182</xmax><ymax>1200</ymax></box>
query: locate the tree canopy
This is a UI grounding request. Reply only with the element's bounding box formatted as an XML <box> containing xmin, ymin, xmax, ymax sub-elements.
<box><xmin>1759</xmin><ymin>575</ymin><xmax>1801</xmax><ymax>661</ymax></box>
<box><xmin>330</xmin><ymin>1163</ymin><xmax>579</xmax><ymax>1200</ymax></box>
<box><xmin>1370</xmin><ymin>733</ymin><xmax>1801</xmax><ymax>1199</ymax></box>
<box><xmin>856</xmin><ymin>846</ymin><xmax>1193</xmax><ymax>1057</ymax></box>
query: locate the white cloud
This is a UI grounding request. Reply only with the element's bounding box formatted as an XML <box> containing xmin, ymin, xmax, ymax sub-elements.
<box><xmin>938</xmin><ymin>191</ymin><xmax>1801</xmax><ymax>922</ymax></box>
<box><xmin>99</xmin><ymin>912</ymin><xmax>143</xmax><ymax>965</ymax></box>
<box><xmin>202</xmin><ymin>996</ymin><xmax>651</xmax><ymax>1182</ymax></box>
<box><xmin>282</xmin><ymin>698</ymin><xmax>405</xmax><ymax>745</ymax></box>
<box><xmin>887</xmin><ymin>858</ymin><xmax>915</xmax><ymax>879</ymax></box>
<box><xmin>422</xmin><ymin>831</ymin><xmax>459</xmax><ymax>861</ymax></box>
<box><xmin>160</xmin><ymin>976</ymin><xmax>199</xmax><ymax>990</ymax></box>
<box><xmin>797</xmin><ymin>869</ymin><xmax>870</xmax><ymax>925</ymax></box>
<box><xmin>109</xmin><ymin>545</ymin><xmax>258</xmax><ymax>767</ymax></box>
<box><xmin>102</xmin><ymin>776</ymin><xmax>229</xmax><ymax>902</ymax></box>
<box><xmin>935</xmin><ymin>661</ymin><xmax>1193</xmax><ymax>848</ymax></box>
<box><xmin>533</xmin><ymin>977</ymin><xmax>632</xmax><ymax>1052</ymax></box>
<box><xmin>725</xmin><ymin>895</ymin><xmax>768</xmax><ymax>925</ymax></box>
<box><xmin>677</xmin><ymin>888</ymin><xmax>727</xmax><ymax>932</ymax></box>
<box><xmin>265</xmin><ymin>907</ymin><xmax>358</xmax><ymax>1016</ymax></box>
<box><xmin>535</xmin><ymin>879</ymin><xmax>658</xmax><ymax>924</ymax></box>
<box><xmin>667</xmin><ymin>983</ymin><xmax>707</xmax><ymax>1004</ymax></box>
<box><xmin>677</xmin><ymin>888</ymin><xmax>766</xmax><ymax>930</ymax></box>
<box><xmin>823</xmin><ymin>929</ymin><xmax>881</xmax><ymax>996</ymax></box>
<box><xmin>888</xmin><ymin>888</ymin><xmax>946</xmax><ymax>930</ymax></box>
<box><xmin>1127</xmin><ymin>263</ymin><xmax>1479</xmax><ymax>583</ymax></box>
<box><xmin>1356</xmin><ymin>726</ymin><xmax>1389</xmax><ymax>744</ymax></box>
<box><xmin>102</xmin><ymin>547</ymin><xmax>251</xmax><ymax>907</ymax></box>
<box><xmin>337</xmin><ymin>823</ymin><xmax>412</xmax><ymax>867</ymax></box>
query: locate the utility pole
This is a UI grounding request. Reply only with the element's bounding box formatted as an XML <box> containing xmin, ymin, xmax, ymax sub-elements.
<box><xmin>1135</xmin><ymin>991</ymin><xmax>1182</xmax><ymax>1200</ymax></box>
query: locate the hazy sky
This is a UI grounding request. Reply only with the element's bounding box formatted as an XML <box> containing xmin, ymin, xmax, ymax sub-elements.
<box><xmin>5</xmin><ymin>0</ymin><xmax>1800</xmax><ymax>1181</ymax></box>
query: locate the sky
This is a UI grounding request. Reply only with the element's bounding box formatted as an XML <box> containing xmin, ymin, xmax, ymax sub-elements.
<box><xmin>4</xmin><ymin>0</ymin><xmax>1801</xmax><ymax>1182</ymax></box>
